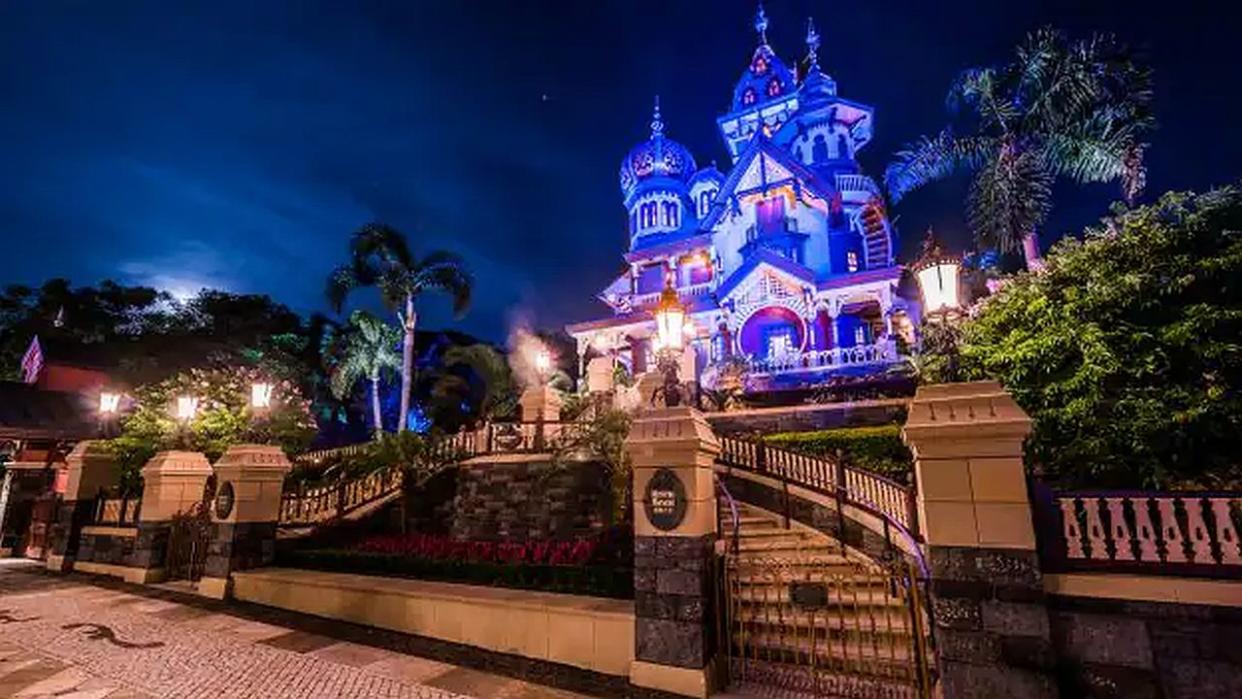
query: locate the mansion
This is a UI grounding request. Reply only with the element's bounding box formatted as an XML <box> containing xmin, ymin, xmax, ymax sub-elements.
<box><xmin>567</xmin><ymin>8</ymin><xmax>920</xmax><ymax>392</ymax></box>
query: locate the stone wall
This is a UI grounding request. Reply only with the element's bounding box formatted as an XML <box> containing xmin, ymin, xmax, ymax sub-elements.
<box><xmin>204</xmin><ymin>521</ymin><xmax>278</xmax><ymax>580</ymax></box>
<box><xmin>1049</xmin><ymin>594</ymin><xmax>1242</xmax><ymax>698</ymax></box>
<box><xmin>75</xmin><ymin>522</ymin><xmax>170</xmax><ymax>572</ymax></box>
<box><xmin>451</xmin><ymin>457</ymin><xmax>612</xmax><ymax>542</ymax></box>
<box><xmin>633</xmin><ymin>534</ymin><xmax>716</xmax><ymax>671</ymax></box>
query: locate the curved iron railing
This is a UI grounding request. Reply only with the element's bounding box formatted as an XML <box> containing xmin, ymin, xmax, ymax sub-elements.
<box><xmin>716</xmin><ymin>433</ymin><xmax>920</xmax><ymax>539</ymax></box>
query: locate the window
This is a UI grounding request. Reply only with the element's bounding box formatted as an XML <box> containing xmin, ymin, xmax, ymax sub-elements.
<box><xmin>751</xmin><ymin>56</ymin><xmax>768</xmax><ymax>75</ymax></box>
<box><xmin>662</xmin><ymin>201</ymin><xmax>678</xmax><ymax>228</ymax></box>
<box><xmin>742</xmin><ymin>88</ymin><xmax>757</xmax><ymax>107</ymax></box>
<box><xmin>629</xmin><ymin>211</ymin><xmax>637</xmax><ymax>235</ymax></box>
<box><xmin>767</xmin><ymin>78</ymin><xmax>783</xmax><ymax>97</ymax></box>
<box><xmin>847</xmin><ymin>250</ymin><xmax>859</xmax><ymax>273</ymax></box>
<box><xmin>766</xmin><ymin>329</ymin><xmax>794</xmax><ymax>359</ymax></box>
<box><xmin>698</xmin><ymin>190</ymin><xmax>714</xmax><ymax>217</ymax></box>
<box><xmin>837</xmin><ymin>134</ymin><xmax>850</xmax><ymax>158</ymax></box>
<box><xmin>812</xmin><ymin>134</ymin><xmax>828</xmax><ymax>164</ymax></box>
<box><xmin>640</xmin><ymin>201</ymin><xmax>657</xmax><ymax>229</ymax></box>
<box><xmin>854</xmin><ymin>325</ymin><xmax>867</xmax><ymax>346</ymax></box>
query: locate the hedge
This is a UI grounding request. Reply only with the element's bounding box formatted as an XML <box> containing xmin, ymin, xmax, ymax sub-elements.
<box><xmin>764</xmin><ymin>425</ymin><xmax>912</xmax><ymax>481</ymax></box>
<box><xmin>277</xmin><ymin>549</ymin><xmax>634</xmax><ymax>600</ymax></box>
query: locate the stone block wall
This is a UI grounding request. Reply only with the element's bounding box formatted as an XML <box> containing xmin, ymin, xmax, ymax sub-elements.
<box><xmin>451</xmin><ymin>458</ymin><xmax>612</xmax><ymax>541</ymax></box>
<box><xmin>1049</xmin><ymin>595</ymin><xmax>1242</xmax><ymax>698</ymax></box>
<box><xmin>75</xmin><ymin>522</ymin><xmax>169</xmax><ymax>570</ymax></box>
<box><xmin>633</xmin><ymin>534</ymin><xmax>716</xmax><ymax>670</ymax></box>
<box><xmin>77</xmin><ymin>529</ymin><xmax>139</xmax><ymax>566</ymax></box>
<box><xmin>204</xmin><ymin>521</ymin><xmax>278</xmax><ymax>579</ymax></box>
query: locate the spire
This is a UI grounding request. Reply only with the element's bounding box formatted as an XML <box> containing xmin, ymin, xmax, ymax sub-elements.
<box><xmin>650</xmin><ymin>95</ymin><xmax>664</xmax><ymax>138</ymax></box>
<box><xmin>754</xmin><ymin>3</ymin><xmax>769</xmax><ymax>45</ymax></box>
<box><xmin>805</xmin><ymin>17</ymin><xmax>821</xmax><ymax>70</ymax></box>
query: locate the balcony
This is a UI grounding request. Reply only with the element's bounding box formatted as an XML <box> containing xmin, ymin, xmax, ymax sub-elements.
<box><xmin>630</xmin><ymin>279</ymin><xmax>716</xmax><ymax>308</ymax></box>
<box><xmin>745</xmin><ymin>340</ymin><xmax>899</xmax><ymax>377</ymax></box>
<box><xmin>835</xmin><ymin>174</ymin><xmax>880</xmax><ymax>202</ymax></box>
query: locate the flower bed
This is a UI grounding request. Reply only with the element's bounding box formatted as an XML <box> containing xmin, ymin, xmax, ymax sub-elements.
<box><xmin>279</xmin><ymin>528</ymin><xmax>634</xmax><ymax>600</ymax></box>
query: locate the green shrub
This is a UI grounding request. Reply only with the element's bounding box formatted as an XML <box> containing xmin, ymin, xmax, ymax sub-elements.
<box><xmin>764</xmin><ymin>425</ymin><xmax>912</xmax><ymax>481</ymax></box>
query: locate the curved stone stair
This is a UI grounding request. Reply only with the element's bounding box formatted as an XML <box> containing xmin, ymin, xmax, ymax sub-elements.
<box><xmin>719</xmin><ymin>502</ymin><xmax>932</xmax><ymax>697</ymax></box>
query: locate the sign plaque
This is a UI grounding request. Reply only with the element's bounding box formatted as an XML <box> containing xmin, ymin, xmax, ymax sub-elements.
<box><xmin>644</xmin><ymin>468</ymin><xmax>687</xmax><ymax>531</ymax></box>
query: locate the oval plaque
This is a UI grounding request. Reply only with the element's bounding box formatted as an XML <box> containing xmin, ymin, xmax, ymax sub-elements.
<box><xmin>644</xmin><ymin>468</ymin><xmax>687</xmax><ymax>532</ymax></box>
<box><xmin>493</xmin><ymin>423</ymin><xmax>524</xmax><ymax>450</ymax></box>
<box><xmin>214</xmin><ymin>481</ymin><xmax>235</xmax><ymax>520</ymax></box>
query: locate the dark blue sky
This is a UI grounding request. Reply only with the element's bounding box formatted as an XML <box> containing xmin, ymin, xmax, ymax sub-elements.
<box><xmin>2</xmin><ymin>0</ymin><xmax>1238</xmax><ymax>341</ymax></box>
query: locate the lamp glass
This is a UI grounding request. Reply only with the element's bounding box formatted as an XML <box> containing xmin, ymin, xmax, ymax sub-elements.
<box><xmin>99</xmin><ymin>392</ymin><xmax>121</xmax><ymax>415</ymax></box>
<box><xmin>916</xmin><ymin>261</ymin><xmax>960</xmax><ymax>314</ymax></box>
<box><xmin>251</xmin><ymin>382</ymin><xmax>273</xmax><ymax>409</ymax></box>
<box><xmin>176</xmin><ymin>395</ymin><xmax>199</xmax><ymax>421</ymax></box>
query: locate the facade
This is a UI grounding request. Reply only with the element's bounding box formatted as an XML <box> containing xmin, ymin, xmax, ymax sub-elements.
<box><xmin>567</xmin><ymin>9</ymin><xmax>918</xmax><ymax>391</ymax></box>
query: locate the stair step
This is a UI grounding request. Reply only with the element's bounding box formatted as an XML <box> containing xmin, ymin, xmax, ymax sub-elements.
<box><xmin>731</xmin><ymin>607</ymin><xmax>919</xmax><ymax>634</ymax></box>
<box><xmin>731</xmin><ymin>630</ymin><xmax>921</xmax><ymax>668</ymax></box>
<box><xmin>727</xmin><ymin>660</ymin><xmax>924</xmax><ymax>698</ymax></box>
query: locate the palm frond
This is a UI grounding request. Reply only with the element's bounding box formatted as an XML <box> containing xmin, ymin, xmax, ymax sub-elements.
<box><xmin>330</xmin><ymin>310</ymin><xmax>402</xmax><ymax>399</ymax></box>
<box><xmin>325</xmin><ymin>265</ymin><xmax>357</xmax><ymax>314</ymax></box>
<box><xmin>966</xmin><ymin>149</ymin><xmax>1054</xmax><ymax>254</ymax></box>
<box><xmin>948</xmin><ymin>68</ymin><xmax>1017</xmax><ymax>133</ymax></box>
<box><xmin>884</xmin><ymin>131</ymin><xmax>995</xmax><ymax>202</ymax></box>
<box><xmin>351</xmin><ymin>223</ymin><xmax>414</xmax><ymax>270</ymax></box>
<box><xmin>413</xmin><ymin>252</ymin><xmax>474</xmax><ymax>317</ymax></box>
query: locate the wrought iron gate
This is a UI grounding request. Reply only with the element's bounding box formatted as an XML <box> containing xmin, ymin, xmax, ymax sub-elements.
<box><xmin>165</xmin><ymin>479</ymin><xmax>215</xmax><ymax>582</ymax></box>
<box><xmin>722</xmin><ymin>551</ymin><xmax>934</xmax><ymax>698</ymax></box>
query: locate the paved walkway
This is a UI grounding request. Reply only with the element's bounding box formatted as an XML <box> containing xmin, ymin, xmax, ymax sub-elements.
<box><xmin>0</xmin><ymin>560</ymin><xmax>591</xmax><ymax>698</ymax></box>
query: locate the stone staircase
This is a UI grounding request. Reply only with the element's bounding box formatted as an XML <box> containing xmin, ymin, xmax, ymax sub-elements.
<box><xmin>719</xmin><ymin>502</ymin><xmax>932</xmax><ymax>697</ymax></box>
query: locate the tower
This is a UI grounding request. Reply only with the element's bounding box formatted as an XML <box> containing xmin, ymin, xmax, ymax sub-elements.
<box><xmin>618</xmin><ymin>97</ymin><xmax>699</xmax><ymax>250</ymax></box>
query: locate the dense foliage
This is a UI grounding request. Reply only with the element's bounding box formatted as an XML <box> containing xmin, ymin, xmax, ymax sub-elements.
<box><xmin>764</xmin><ymin>425</ymin><xmax>913</xmax><ymax>481</ymax></box>
<box><xmin>107</xmin><ymin>364</ymin><xmax>317</xmax><ymax>492</ymax></box>
<box><xmin>957</xmin><ymin>186</ymin><xmax>1242</xmax><ymax>488</ymax></box>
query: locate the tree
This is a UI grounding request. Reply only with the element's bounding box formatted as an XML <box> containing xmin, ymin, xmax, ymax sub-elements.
<box><xmin>326</xmin><ymin>223</ymin><xmax>473</xmax><ymax>432</ymax></box>
<box><xmin>956</xmin><ymin>186</ymin><xmax>1242</xmax><ymax>488</ymax></box>
<box><xmin>329</xmin><ymin>311</ymin><xmax>402</xmax><ymax>438</ymax></box>
<box><xmin>886</xmin><ymin>27</ymin><xmax>1154</xmax><ymax>269</ymax></box>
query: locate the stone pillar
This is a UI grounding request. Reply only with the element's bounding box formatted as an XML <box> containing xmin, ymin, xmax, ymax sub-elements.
<box><xmin>134</xmin><ymin>451</ymin><xmax>213</xmax><ymax>581</ymax></box>
<box><xmin>586</xmin><ymin>356</ymin><xmax>615</xmax><ymax>393</ymax></box>
<box><xmin>519</xmin><ymin>385</ymin><xmax>564</xmax><ymax>423</ymax></box>
<box><xmin>902</xmin><ymin>381</ymin><xmax>1058</xmax><ymax>698</ymax></box>
<box><xmin>46</xmin><ymin>441</ymin><xmax>119</xmax><ymax>572</ymax></box>
<box><xmin>625</xmin><ymin>406</ymin><xmax>720</xmax><ymax>698</ymax></box>
<box><xmin>199</xmin><ymin>444</ymin><xmax>292</xmax><ymax>599</ymax></box>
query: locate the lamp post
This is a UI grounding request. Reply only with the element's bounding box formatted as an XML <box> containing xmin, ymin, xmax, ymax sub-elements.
<box><xmin>98</xmin><ymin>391</ymin><xmax>121</xmax><ymax>438</ymax></box>
<box><xmin>911</xmin><ymin>228</ymin><xmax>965</xmax><ymax>381</ymax></box>
<box><xmin>652</xmin><ymin>280</ymin><xmax>688</xmax><ymax>407</ymax></box>
<box><xmin>251</xmin><ymin>382</ymin><xmax>273</xmax><ymax>410</ymax></box>
<box><xmin>175</xmin><ymin>395</ymin><xmax>199</xmax><ymax>448</ymax></box>
<box><xmin>911</xmin><ymin>227</ymin><xmax>963</xmax><ymax>323</ymax></box>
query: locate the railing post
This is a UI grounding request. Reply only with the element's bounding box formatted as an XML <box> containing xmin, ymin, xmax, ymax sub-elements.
<box><xmin>755</xmin><ymin>440</ymin><xmax>767</xmax><ymax>474</ymax></box>
<box><xmin>336</xmin><ymin>478</ymin><xmax>347</xmax><ymax>518</ymax></box>
<box><xmin>833</xmin><ymin>450</ymin><xmax>848</xmax><ymax>541</ymax></box>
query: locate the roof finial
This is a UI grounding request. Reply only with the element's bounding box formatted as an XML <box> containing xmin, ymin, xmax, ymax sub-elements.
<box><xmin>754</xmin><ymin>3</ymin><xmax>769</xmax><ymax>45</ymax></box>
<box><xmin>650</xmin><ymin>95</ymin><xmax>664</xmax><ymax>138</ymax></box>
<box><xmin>806</xmin><ymin>17</ymin><xmax>821</xmax><ymax>69</ymax></box>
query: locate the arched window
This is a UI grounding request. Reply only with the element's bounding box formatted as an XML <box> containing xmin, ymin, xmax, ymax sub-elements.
<box><xmin>836</xmin><ymin>134</ymin><xmax>850</xmax><ymax>158</ymax></box>
<box><xmin>794</xmin><ymin>146</ymin><xmax>804</xmax><ymax>163</ymax></box>
<box><xmin>847</xmin><ymin>250</ymin><xmax>859</xmax><ymax>273</ymax></box>
<box><xmin>640</xmin><ymin>201</ymin><xmax>657</xmax><ymax>229</ymax></box>
<box><xmin>751</xmin><ymin>56</ymin><xmax>768</xmax><ymax>75</ymax></box>
<box><xmin>698</xmin><ymin>191</ymin><xmax>712</xmax><ymax>217</ymax></box>
<box><xmin>812</xmin><ymin>134</ymin><xmax>829</xmax><ymax>164</ymax></box>
<box><xmin>767</xmin><ymin>78</ymin><xmax>782</xmax><ymax>97</ymax></box>
<box><xmin>742</xmin><ymin>88</ymin><xmax>757</xmax><ymax>107</ymax></box>
<box><xmin>662</xmin><ymin>201</ymin><xmax>678</xmax><ymax>228</ymax></box>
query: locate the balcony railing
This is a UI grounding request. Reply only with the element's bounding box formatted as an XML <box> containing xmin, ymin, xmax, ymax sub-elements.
<box><xmin>835</xmin><ymin>174</ymin><xmax>880</xmax><ymax>197</ymax></box>
<box><xmin>746</xmin><ymin>341</ymin><xmax>899</xmax><ymax>377</ymax></box>
<box><xmin>1033</xmin><ymin>485</ymin><xmax>1242</xmax><ymax>579</ymax></box>
<box><xmin>631</xmin><ymin>279</ymin><xmax>716</xmax><ymax>307</ymax></box>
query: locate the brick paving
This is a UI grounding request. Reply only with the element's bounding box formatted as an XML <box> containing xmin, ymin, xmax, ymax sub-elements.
<box><xmin>0</xmin><ymin>560</ymin><xmax>592</xmax><ymax>699</ymax></box>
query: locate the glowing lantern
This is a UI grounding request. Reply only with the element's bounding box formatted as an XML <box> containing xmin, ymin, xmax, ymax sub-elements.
<box><xmin>176</xmin><ymin>395</ymin><xmax>200</xmax><ymax>422</ymax></box>
<box><xmin>534</xmin><ymin>350</ymin><xmax>551</xmax><ymax>376</ymax></box>
<box><xmin>911</xmin><ymin>228</ymin><xmax>962</xmax><ymax>320</ymax></box>
<box><xmin>654</xmin><ymin>281</ymin><xmax>686</xmax><ymax>352</ymax></box>
<box><xmin>99</xmin><ymin>392</ymin><xmax>121</xmax><ymax>415</ymax></box>
<box><xmin>251</xmin><ymin>382</ymin><xmax>273</xmax><ymax>409</ymax></box>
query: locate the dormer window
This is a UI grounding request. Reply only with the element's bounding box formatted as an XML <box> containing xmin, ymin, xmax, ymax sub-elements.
<box><xmin>742</xmin><ymin>88</ymin><xmax>757</xmax><ymax>107</ymax></box>
<box><xmin>751</xmin><ymin>56</ymin><xmax>768</xmax><ymax>75</ymax></box>
<box><xmin>847</xmin><ymin>250</ymin><xmax>860</xmax><ymax>273</ymax></box>
<box><xmin>766</xmin><ymin>78</ymin><xmax>783</xmax><ymax>97</ymax></box>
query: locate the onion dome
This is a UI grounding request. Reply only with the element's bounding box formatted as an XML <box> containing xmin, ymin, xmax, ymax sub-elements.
<box><xmin>619</xmin><ymin>97</ymin><xmax>697</xmax><ymax>203</ymax></box>
<box><xmin>690</xmin><ymin>163</ymin><xmax>725</xmax><ymax>187</ymax></box>
<box><xmin>730</xmin><ymin>5</ymin><xmax>796</xmax><ymax>112</ymax></box>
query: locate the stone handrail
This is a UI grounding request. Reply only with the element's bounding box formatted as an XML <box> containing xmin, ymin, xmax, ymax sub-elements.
<box><xmin>716</xmin><ymin>433</ymin><xmax>919</xmax><ymax>537</ymax></box>
<box><xmin>1033</xmin><ymin>486</ymin><xmax>1242</xmax><ymax>578</ymax></box>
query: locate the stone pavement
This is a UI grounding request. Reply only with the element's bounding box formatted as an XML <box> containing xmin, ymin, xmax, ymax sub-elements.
<box><xmin>0</xmin><ymin>559</ymin><xmax>592</xmax><ymax>698</ymax></box>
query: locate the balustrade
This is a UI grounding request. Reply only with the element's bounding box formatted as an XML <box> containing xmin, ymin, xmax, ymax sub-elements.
<box><xmin>1040</xmin><ymin>491</ymin><xmax>1242</xmax><ymax>575</ymax></box>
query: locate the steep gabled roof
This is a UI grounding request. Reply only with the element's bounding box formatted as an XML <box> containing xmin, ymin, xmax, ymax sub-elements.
<box><xmin>698</xmin><ymin>135</ymin><xmax>837</xmax><ymax>231</ymax></box>
<box><xmin>715</xmin><ymin>248</ymin><xmax>816</xmax><ymax>301</ymax></box>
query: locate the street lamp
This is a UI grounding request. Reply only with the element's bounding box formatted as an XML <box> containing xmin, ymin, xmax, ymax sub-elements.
<box><xmin>99</xmin><ymin>391</ymin><xmax>121</xmax><ymax>416</ymax></box>
<box><xmin>911</xmin><ymin>228</ymin><xmax>962</xmax><ymax>322</ymax></box>
<box><xmin>652</xmin><ymin>280</ymin><xmax>688</xmax><ymax>407</ymax></box>
<box><xmin>251</xmin><ymin>382</ymin><xmax>273</xmax><ymax>410</ymax></box>
<box><xmin>534</xmin><ymin>350</ymin><xmax>551</xmax><ymax>380</ymax></box>
<box><xmin>176</xmin><ymin>395</ymin><xmax>199</xmax><ymax>422</ymax></box>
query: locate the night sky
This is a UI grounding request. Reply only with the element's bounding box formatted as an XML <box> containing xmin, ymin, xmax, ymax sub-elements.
<box><xmin>2</xmin><ymin>0</ymin><xmax>1238</xmax><ymax>341</ymax></box>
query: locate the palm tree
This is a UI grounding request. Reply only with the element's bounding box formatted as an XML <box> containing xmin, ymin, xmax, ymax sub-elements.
<box><xmin>885</xmin><ymin>27</ymin><xmax>1154</xmax><ymax>270</ymax></box>
<box><xmin>329</xmin><ymin>310</ymin><xmax>402</xmax><ymax>438</ymax></box>
<box><xmin>326</xmin><ymin>223</ymin><xmax>473</xmax><ymax>431</ymax></box>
